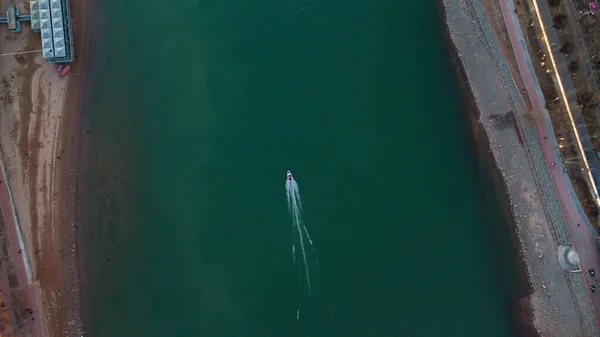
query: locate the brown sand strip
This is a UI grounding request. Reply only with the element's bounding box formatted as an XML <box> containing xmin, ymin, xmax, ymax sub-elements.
<box><xmin>36</xmin><ymin>0</ymin><xmax>94</xmax><ymax>334</ymax></box>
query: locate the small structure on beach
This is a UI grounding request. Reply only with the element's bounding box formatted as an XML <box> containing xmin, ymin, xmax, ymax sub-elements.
<box><xmin>31</xmin><ymin>0</ymin><xmax>74</xmax><ymax>63</ymax></box>
<box><xmin>0</xmin><ymin>0</ymin><xmax>74</xmax><ymax>63</ymax></box>
<box><xmin>558</xmin><ymin>243</ymin><xmax>580</xmax><ymax>272</ymax></box>
<box><xmin>0</xmin><ymin>5</ymin><xmax>31</xmax><ymax>33</ymax></box>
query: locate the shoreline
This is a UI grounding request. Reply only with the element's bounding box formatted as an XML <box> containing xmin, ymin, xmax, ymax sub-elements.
<box><xmin>0</xmin><ymin>0</ymin><xmax>597</xmax><ymax>335</ymax></box>
<box><xmin>440</xmin><ymin>0</ymin><xmax>599</xmax><ymax>335</ymax></box>
<box><xmin>71</xmin><ymin>0</ymin><xmax>101</xmax><ymax>333</ymax></box>
<box><xmin>58</xmin><ymin>0</ymin><xmax>94</xmax><ymax>334</ymax></box>
<box><xmin>438</xmin><ymin>4</ymin><xmax>538</xmax><ymax>336</ymax></box>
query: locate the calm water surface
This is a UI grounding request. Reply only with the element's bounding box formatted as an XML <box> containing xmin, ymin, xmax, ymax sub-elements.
<box><xmin>78</xmin><ymin>0</ymin><xmax>523</xmax><ymax>336</ymax></box>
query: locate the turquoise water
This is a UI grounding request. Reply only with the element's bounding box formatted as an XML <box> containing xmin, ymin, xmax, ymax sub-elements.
<box><xmin>78</xmin><ymin>0</ymin><xmax>523</xmax><ymax>336</ymax></box>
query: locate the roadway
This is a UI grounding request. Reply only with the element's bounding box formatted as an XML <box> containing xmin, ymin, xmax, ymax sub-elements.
<box><xmin>0</xmin><ymin>160</ymin><xmax>44</xmax><ymax>336</ymax></box>
<box><xmin>495</xmin><ymin>0</ymin><xmax>600</xmax><ymax>327</ymax></box>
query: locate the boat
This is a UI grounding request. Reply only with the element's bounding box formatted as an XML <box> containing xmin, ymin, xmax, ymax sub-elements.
<box><xmin>287</xmin><ymin>170</ymin><xmax>293</xmax><ymax>182</ymax></box>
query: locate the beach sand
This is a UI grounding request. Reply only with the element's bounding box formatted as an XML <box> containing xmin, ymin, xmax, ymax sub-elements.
<box><xmin>0</xmin><ymin>0</ymin><xmax>90</xmax><ymax>335</ymax></box>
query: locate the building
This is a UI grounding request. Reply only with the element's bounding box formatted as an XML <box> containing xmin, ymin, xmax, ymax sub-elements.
<box><xmin>29</xmin><ymin>0</ymin><xmax>74</xmax><ymax>63</ymax></box>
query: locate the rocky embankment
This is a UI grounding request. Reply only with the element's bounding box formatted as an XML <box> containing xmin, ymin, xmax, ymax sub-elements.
<box><xmin>440</xmin><ymin>0</ymin><xmax>599</xmax><ymax>335</ymax></box>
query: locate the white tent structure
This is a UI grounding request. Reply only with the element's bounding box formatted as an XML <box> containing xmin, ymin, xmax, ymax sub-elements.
<box><xmin>31</xmin><ymin>0</ymin><xmax>73</xmax><ymax>62</ymax></box>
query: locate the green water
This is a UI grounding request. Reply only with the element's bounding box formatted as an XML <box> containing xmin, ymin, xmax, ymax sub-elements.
<box><xmin>78</xmin><ymin>0</ymin><xmax>523</xmax><ymax>336</ymax></box>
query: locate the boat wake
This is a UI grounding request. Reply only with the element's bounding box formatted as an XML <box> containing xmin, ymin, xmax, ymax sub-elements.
<box><xmin>286</xmin><ymin>170</ymin><xmax>332</xmax><ymax>335</ymax></box>
<box><xmin>286</xmin><ymin>173</ymin><xmax>314</xmax><ymax>296</ymax></box>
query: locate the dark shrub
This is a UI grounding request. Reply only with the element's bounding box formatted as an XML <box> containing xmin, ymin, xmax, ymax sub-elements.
<box><xmin>560</xmin><ymin>42</ymin><xmax>575</xmax><ymax>54</ymax></box>
<box><xmin>553</xmin><ymin>14</ymin><xmax>568</xmax><ymax>29</ymax></box>
<box><xmin>548</xmin><ymin>0</ymin><xmax>560</xmax><ymax>7</ymax></box>
<box><xmin>568</xmin><ymin>61</ymin><xmax>579</xmax><ymax>72</ymax></box>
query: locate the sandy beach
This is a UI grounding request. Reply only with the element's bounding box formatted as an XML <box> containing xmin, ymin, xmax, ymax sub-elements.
<box><xmin>0</xmin><ymin>0</ymin><xmax>90</xmax><ymax>334</ymax></box>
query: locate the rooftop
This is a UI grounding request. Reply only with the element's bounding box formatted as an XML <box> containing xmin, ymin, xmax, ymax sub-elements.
<box><xmin>34</xmin><ymin>0</ymin><xmax>74</xmax><ymax>63</ymax></box>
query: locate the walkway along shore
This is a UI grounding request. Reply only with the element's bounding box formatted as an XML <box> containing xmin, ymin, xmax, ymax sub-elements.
<box><xmin>441</xmin><ymin>0</ymin><xmax>599</xmax><ymax>335</ymax></box>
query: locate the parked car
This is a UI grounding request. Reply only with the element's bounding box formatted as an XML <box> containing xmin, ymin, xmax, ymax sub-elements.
<box><xmin>59</xmin><ymin>64</ymin><xmax>71</xmax><ymax>78</ymax></box>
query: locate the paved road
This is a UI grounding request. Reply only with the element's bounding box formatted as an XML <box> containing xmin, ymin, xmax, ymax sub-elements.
<box><xmin>497</xmin><ymin>0</ymin><xmax>600</xmax><ymax>327</ymax></box>
<box><xmin>0</xmin><ymin>162</ymin><xmax>45</xmax><ymax>336</ymax></box>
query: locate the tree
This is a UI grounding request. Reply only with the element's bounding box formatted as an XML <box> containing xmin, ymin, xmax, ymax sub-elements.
<box><xmin>568</xmin><ymin>60</ymin><xmax>579</xmax><ymax>73</ymax></box>
<box><xmin>577</xmin><ymin>92</ymin><xmax>597</xmax><ymax>108</ymax></box>
<box><xmin>548</xmin><ymin>0</ymin><xmax>561</xmax><ymax>7</ymax></box>
<box><xmin>560</xmin><ymin>42</ymin><xmax>575</xmax><ymax>54</ymax></box>
<box><xmin>592</xmin><ymin>56</ymin><xmax>600</xmax><ymax>69</ymax></box>
<box><xmin>553</xmin><ymin>14</ymin><xmax>569</xmax><ymax>29</ymax></box>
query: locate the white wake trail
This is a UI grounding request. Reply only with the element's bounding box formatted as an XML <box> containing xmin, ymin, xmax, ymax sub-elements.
<box><xmin>294</xmin><ymin>183</ymin><xmax>303</xmax><ymax>212</ymax></box>
<box><xmin>286</xmin><ymin>173</ymin><xmax>333</xmax><ymax>333</ymax></box>
<box><xmin>291</xmin><ymin>190</ymin><xmax>312</xmax><ymax>297</ymax></box>
<box><xmin>286</xmin><ymin>182</ymin><xmax>296</xmax><ymax>263</ymax></box>
<box><xmin>286</xmin><ymin>176</ymin><xmax>313</xmax><ymax>299</ymax></box>
<box><xmin>286</xmin><ymin>181</ymin><xmax>292</xmax><ymax>214</ymax></box>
